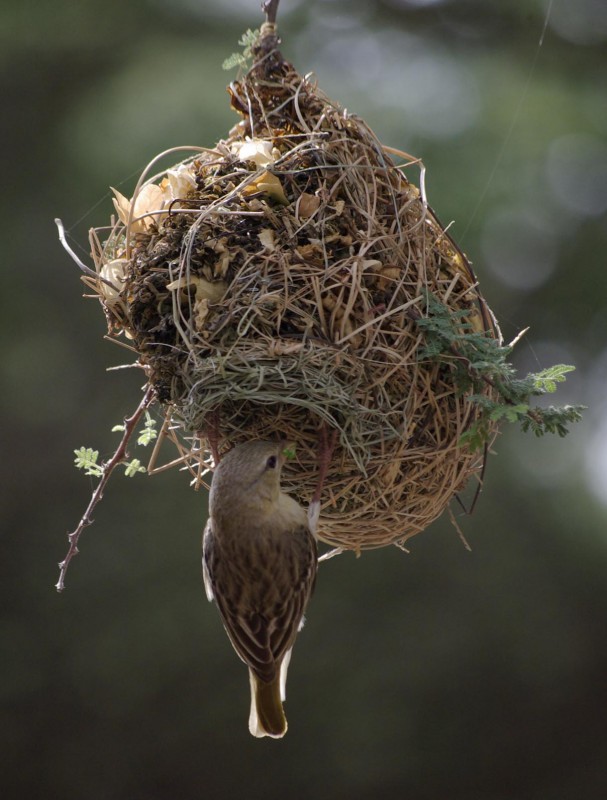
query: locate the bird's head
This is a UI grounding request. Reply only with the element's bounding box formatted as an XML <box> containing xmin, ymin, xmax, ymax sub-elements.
<box><xmin>210</xmin><ymin>440</ymin><xmax>296</xmax><ymax>518</ymax></box>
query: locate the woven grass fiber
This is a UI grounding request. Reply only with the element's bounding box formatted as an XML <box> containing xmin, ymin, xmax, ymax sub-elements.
<box><xmin>86</xmin><ymin>26</ymin><xmax>501</xmax><ymax>552</ymax></box>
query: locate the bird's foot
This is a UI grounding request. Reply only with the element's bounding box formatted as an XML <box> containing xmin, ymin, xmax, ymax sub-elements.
<box><xmin>205</xmin><ymin>409</ymin><xmax>222</xmax><ymax>466</ymax></box>
<box><xmin>312</xmin><ymin>424</ymin><xmax>338</xmax><ymax>505</ymax></box>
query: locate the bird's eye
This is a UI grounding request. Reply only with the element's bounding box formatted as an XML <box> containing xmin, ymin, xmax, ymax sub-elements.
<box><xmin>266</xmin><ymin>455</ymin><xmax>278</xmax><ymax>469</ymax></box>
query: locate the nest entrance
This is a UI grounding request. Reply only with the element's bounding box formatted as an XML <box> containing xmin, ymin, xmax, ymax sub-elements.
<box><xmin>88</xmin><ymin>34</ymin><xmax>500</xmax><ymax>552</ymax></box>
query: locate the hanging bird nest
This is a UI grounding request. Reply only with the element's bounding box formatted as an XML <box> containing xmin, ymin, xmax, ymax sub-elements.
<box><xmin>83</xmin><ymin>23</ymin><xmax>501</xmax><ymax>552</ymax></box>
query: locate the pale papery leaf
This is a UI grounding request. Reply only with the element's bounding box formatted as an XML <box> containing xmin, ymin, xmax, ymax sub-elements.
<box><xmin>233</xmin><ymin>138</ymin><xmax>279</xmax><ymax>167</ymax></box>
<box><xmin>166</xmin><ymin>164</ymin><xmax>198</xmax><ymax>199</ymax></box>
<box><xmin>133</xmin><ymin>184</ymin><xmax>166</xmax><ymax>230</ymax></box>
<box><xmin>111</xmin><ymin>184</ymin><xmax>166</xmax><ymax>233</ymax></box>
<box><xmin>166</xmin><ymin>276</ymin><xmax>227</xmax><ymax>304</ymax></box>
<box><xmin>258</xmin><ymin>228</ymin><xmax>276</xmax><ymax>251</ymax></box>
<box><xmin>298</xmin><ymin>193</ymin><xmax>321</xmax><ymax>219</ymax></box>
<box><xmin>99</xmin><ymin>258</ymin><xmax>129</xmax><ymax>301</ymax></box>
<box><xmin>111</xmin><ymin>187</ymin><xmax>131</xmax><ymax>226</ymax></box>
<box><xmin>242</xmin><ymin>171</ymin><xmax>288</xmax><ymax>205</ymax></box>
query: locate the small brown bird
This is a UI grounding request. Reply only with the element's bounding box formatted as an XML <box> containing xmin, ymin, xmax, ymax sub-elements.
<box><xmin>202</xmin><ymin>440</ymin><xmax>318</xmax><ymax>738</ymax></box>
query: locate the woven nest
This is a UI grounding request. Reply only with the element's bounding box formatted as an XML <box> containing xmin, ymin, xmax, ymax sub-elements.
<box><xmin>86</xmin><ymin>29</ymin><xmax>501</xmax><ymax>552</ymax></box>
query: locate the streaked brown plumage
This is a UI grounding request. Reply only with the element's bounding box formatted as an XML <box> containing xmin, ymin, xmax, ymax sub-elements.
<box><xmin>202</xmin><ymin>440</ymin><xmax>317</xmax><ymax>738</ymax></box>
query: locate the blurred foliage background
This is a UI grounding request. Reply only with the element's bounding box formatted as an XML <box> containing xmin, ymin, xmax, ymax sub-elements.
<box><xmin>2</xmin><ymin>0</ymin><xmax>607</xmax><ymax>797</ymax></box>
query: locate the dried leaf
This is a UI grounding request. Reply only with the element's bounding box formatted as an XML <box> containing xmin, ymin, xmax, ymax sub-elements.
<box><xmin>296</xmin><ymin>242</ymin><xmax>325</xmax><ymax>265</ymax></box>
<box><xmin>233</xmin><ymin>138</ymin><xmax>280</xmax><ymax>167</ymax></box>
<box><xmin>166</xmin><ymin>276</ymin><xmax>227</xmax><ymax>304</ymax></box>
<box><xmin>166</xmin><ymin>164</ymin><xmax>197</xmax><ymax>199</ymax></box>
<box><xmin>298</xmin><ymin>192</ymin><xmax>321</xmax><ymax>219</ymax></box>
<box><xmin>194</xmin><ymin>297</ymin><xmax>210</xmax><ymax>329</ymax></box>
<box><xmin>360</xmin><ymin>259</ymin><xmax>383</xmax><ymax>271</ymax></box>
<box><xmin>111</xmin><ymin>184</ymin><xmax>167</xmax><ymax>233</ymax></box>
<box><xmin>110</xmin><ymin>188</ymin><xmax>130</xmax><ymax>226</ymax></box>
<box><xmin>215</xmin><ymin>252</ymin><xmax>232</xmax><ymax>277</ymax></box>
<box><xmin>242</xmin><ymin>171</ymin><xmax>288</xmax><ymax>205</ymax></box>
<box><xmin>99</xmin><ymin>258</ymin><xmax>129</xmax><ymax>301</ymax></box>
<box><xmin>258</xmin><ymin>228</ymin><xmax>276</xmax><ymax>251</ymax></box>
<box><xmin>378</xmin><ymin>265</ymin><xmax>401</xmax><ymax>290</ymax></box>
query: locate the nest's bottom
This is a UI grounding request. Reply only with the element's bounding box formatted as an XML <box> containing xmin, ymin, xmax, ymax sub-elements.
<box><xmin>282</xmin><ymin>429</ymin><xmax>485</xmax><ymax>552</ymax></box>
<box><xmin>156</xmin><ymin>389</ymin><xmax>490</xmax><ymax>552</ymax></box>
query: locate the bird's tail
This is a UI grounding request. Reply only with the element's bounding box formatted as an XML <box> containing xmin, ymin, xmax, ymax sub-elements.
<box><xmin>248</xmin><ymin>668</ymin><xmax>288</xmax><ymax>739</ymax></box>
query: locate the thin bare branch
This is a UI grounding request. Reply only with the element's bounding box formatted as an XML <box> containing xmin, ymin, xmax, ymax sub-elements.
<box><xmin>56</xmin><ymin>385</ymin><xmax>155</xmax><ymax>592</ymax></box>
<box><xmin>55</xmin><ymin>218</ymin><xmax>110</xmax><ymax>284</ymax></box>
<box><xmin>262</xmin><ymin>0</ymin><xmax>280</xmax><ymax>25</ymax></box>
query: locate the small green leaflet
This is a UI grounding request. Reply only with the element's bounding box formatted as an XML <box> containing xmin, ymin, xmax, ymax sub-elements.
<box><xmin>74</xmin><ymin>447</ymin><xmax>104</xmax><ymax>477</ymax></box>
<box><xmin>222</xmin><ymin>29</ymin><xmax>259</xmax><ymax>71</ymax></box>
<box><xmin>124</xmin><ymin>459</ymin><xmax>146</xmax><ymax>477</ymax></box>
<box><xmin>136</xmin><ymin>411</ymin><xmax>157</xmax><ymax>446</ymax></box>
<box><xmin>532</xmin><ymin>364</ymin><xmax>576</xmax><ymax>394</ymax></box>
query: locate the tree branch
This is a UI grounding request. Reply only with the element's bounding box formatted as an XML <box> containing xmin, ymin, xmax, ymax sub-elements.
<box><xmin>56</xmin><ymin>385</ymin><xmax>155</xmax><ymax>592</ymax></box>
<box><xmin>262</xmin><ymin>0</ymin><xmax>280</xmax><ymax>25</ymax></box>
<box><xmin>55</xmin><ymin>217</ymin><xmax>117</xmax><ymax>291</ymax></box>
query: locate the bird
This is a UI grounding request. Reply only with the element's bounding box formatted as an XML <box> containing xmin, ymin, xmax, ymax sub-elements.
<box><xmin>202</xmin><ymin>440</ymin><xmax>318</xmax><ymax>738</ymax></box>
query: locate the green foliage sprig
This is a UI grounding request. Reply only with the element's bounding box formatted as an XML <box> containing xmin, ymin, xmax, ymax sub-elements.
<box><xmin>222</xmin><ymin>29</ymin><xmax>259</xmax><ymax>71</ymax></box>
<box><xmin>59</xmin><ymin>389</ymin><xmax>156</xmax><ymax>592</ymax></box>
<box><xmin>414</xmin><ymin>293</ymin><xmax>584</xmax><ymax>451</ymax></box>
<box><xmin>75</xmin><ymin>411</ymin><xmax>157</xmax><ymax>479</ymax></box>
<box><xmin>73</xmin><ymin>447</ymin><xmax>104</xmax><ymax>477</ymax></box>
<box><xmin>112</xmin><ymin>410</ymin><xmax>158</xmax><ymax>448</ymax></box>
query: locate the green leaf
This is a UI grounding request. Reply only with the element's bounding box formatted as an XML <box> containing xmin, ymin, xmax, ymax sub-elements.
<box><xmin>222</xmin><ymin>53</ymin><xmax>246</xmax><ymax>71</ymax></box>
<box><xmin>489</xmin><ymin>404</ymin><xmax>530</xmax><ymax>423</ymax></box>
<box><xmin>222</xmin><ymin>28</ymin><xmax>259</xmax><ymax>71</ymax></box>
<box><xmin>74</xmin><ymin>447</ymin><xmax>104</xmax><ymax>477</ymax></box>
<box><xmin>124</xmin><ymin>459</ymin><xmax>146</xmax><ymax>477</ymax></box>
<box><xmin>137</xmin><ymin>411</ymin><xmax>157</xmax><ymax>446</ymax></box>
<box><xmin>414</xmin><ymin>291</ymin><xmax>583</xmax><ymax>449</ymax></box>
<box><xmin>532</xmin><ymin>364</ymin><xmax>576</xmax><ymax>394</ymax></box>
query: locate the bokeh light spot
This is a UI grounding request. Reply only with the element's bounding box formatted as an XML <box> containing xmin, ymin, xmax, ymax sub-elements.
<box><xmin>545</xmin><ymin>133</ymin><xmax>607</xmax><ymax>218</ymax></box>
<box><xmin>480</xmin><ymin>208</ymin><xmax>557</xmax><ymax>290</ymax></box>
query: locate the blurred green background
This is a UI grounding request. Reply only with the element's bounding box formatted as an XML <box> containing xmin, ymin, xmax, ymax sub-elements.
<box><xmin>2</xmin><ymin>0</ymin><xmax>607</xmax><ymax>797</ymax></box>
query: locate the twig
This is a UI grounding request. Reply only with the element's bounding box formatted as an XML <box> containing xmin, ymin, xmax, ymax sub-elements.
<box><xmin>448</xmin><ymin>507</ymin><xmax>472</xmax><ymax>552</ymax></box>
<box><xmin>55</xmin><ymin>218</ymin><xmax>116</xmax><ymax>290</ymax></box>
<box><xmin>56</xmin><ymin>385</ymin><xmax>155</xmax><ymax>592</ymax></box>
<box><xmin>313</xmin><ymin>424</ymin><xmax>338</xmax><ymax>504</ymax></box>
<box><xmin>262</xmin><ymin>0</ymin><xmax>280</xmax><ymax>25</ymax></box>
<box><xmin>257</xmin><ymin>0</ymin><xmax>281</xmax><ymax>58</ymax></box>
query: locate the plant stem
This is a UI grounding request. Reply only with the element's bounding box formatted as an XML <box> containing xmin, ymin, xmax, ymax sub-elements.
<box><xmin>263</xmin><ymin>0</ymin><xmax>280</xmax><ymax>25</ymax></box>
<box><xmin>55</xmin><ymin>385</ymin><xmax>155</xmax><ymax>592</ymax></box>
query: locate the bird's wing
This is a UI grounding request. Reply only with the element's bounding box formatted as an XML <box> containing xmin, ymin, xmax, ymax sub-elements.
<box><xmin>307</xmin><ymin>499</ymin><xmax>321</xmax><ymax>539</ymax></box>
<box><xmin>208</xmin><ymin>523</ymin><xmax>317</xmax><ymax>684</ymax></box>
<box><xmin>202</xmin><ymin>519</ymin><xmax>214</xmax><ymax>602</ymax></box>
